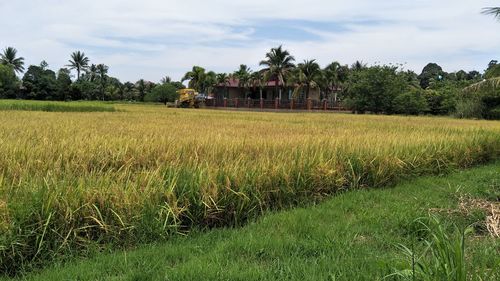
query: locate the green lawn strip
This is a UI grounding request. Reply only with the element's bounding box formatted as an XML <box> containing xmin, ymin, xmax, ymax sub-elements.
<box><xmin>9</xmin><ymin>163</ymin><xmax>500</xmax><ymax>281</ymax></box>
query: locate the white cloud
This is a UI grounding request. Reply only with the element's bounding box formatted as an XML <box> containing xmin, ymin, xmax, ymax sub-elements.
<box><xmin>0</xmin><ymin>0</ymin><xmax>498</xmax><ymax>82</ymax></box>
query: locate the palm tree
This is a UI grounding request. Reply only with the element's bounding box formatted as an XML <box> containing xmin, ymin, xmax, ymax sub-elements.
<box><xmin>323</xmin><ymin>62</ymin><xmax>349</xmax><ymax>102</ymax></box>
<box><xmin>160</xmin><ymin>76</ymin><xmax>172</xmax><ymax>84</ymax></box>
<box><xmin>96</xmin><ymin>64</ymin><xmax>109</xmax><ymax>100</ymax></box>
<box><xmin>136</xmin><ymin>79</ymin><xmax>147</xmax><ymax>101</ymax></box>
<box><xmin>250</xmin><ymin>71</ymin><xmax>266</xmax><ymax>100</ymax></box>
<box><xmin>204</xmin><ymin>71</ymin><xmax>217</xmax><ymax>95</ymax></box>
<box><xmin>87</xmin><ymin>64</ymin><xmax>98</xmax><ymax>82</ymax></box>
<box><xmin>482</xmin><ymin>7</ymin><xmax>500</xmax><ymax>20</ymax></box>
<box><xmin>182</xmin><ymin>66</ymin><xmax>207</xmax><ymax>92</ymax></box>
<box><xmin>259</xmin><ymin>45</ymin><xmax>295</xmax><ymax>100</ymax></box>
<box><xmin>296</xmin><ymin>59</ymin><xmax>322</xmax><ymax>99</ymax></box>
<box><xmin>123</xmin><ymin>82</ymin><xmax>136</xmax><ymax>100</ymax></box>
<box><xmin>216</xmin><ymin>73</ymin><xmax>230</xmax><ymax>98</ymax></box>
<box><xmin>0</xmin><ymin>47</ymin><xmax>25</xmax><ymax>73</ymax></box>
<box><xmin>233</xmin><ymin>64</ymin><xmax>252</xmax><ymax>98</ymax></box>
<box><xmin>68</xmin><ymin>51</ymin><xmax>89</xmax><ymax>81</ymax></box>
<box><xmin>351</xmin><ymin>60</ymin><xmax>366</xmax><ymax>71</ymax></box>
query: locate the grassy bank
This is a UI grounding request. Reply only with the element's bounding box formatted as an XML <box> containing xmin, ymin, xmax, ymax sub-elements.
<box><xmin>0</xmin><ymin>104</ymin><xmax>499</xmax><ymax>274</ymax></box>
<box><xmin>8</xmin><ymin>162</ymin><xmax>499</xmax><ymax>280</ymax></box>
<box><xmin>0</xmin><ymin>100</ymin><xmax>116</xmax><ymax>112</ymax></box>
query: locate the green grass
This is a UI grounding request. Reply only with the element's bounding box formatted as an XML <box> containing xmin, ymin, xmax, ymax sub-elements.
<box><xmin>0</xmin><ymin>100</ymin><xmax>116</xmax><ymax>112</ymax></box>
<box><xmin>8</xmin><ymin>162</ymin><xmax>499</xmax><ymax>281</ymax></box>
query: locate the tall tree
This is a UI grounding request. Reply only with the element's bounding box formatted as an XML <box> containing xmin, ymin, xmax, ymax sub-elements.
<box><xmin>0</xmin><ymin>64</ymin><xmax>18</xmax><ymax>98</ymax></box>
<box><xmin>22</xmin><ymin>64</ymin><xmax>57</xmax><ymax>100</ymax></box>
<box><xmin>259</xmin><ymin>45</ymin><xmax>295</xmax><ymax>99</ymax></box>
<box><xmin>418</xmin><ymin>63</ymin><xmax>445</xmax><ymax>89</ymax></box>
<box><xmin>351</xmin><ymin>60</ymin><xmax>366</xmax><ymax>72</ymax></box>
<box><xmin>182</xmin><ymin>66</ymin><xmax>207</xmax><ymax>92</ymax></box>
<box><xmin>56</xmin><ymin>68</ymin><xmax>72</xmax><ymax>101</ymax></box>
<box><xmin>216</xmin><ymin>73</ymin><xmax>230</xmax><ymax>98</ymax></box>
<box><xmin>323</xmin><ymin>62</ymin><xmax>348</xmax><ymax>102</ymax></box>
<box><xmin>160</xmin><ymin>76</ymin><xmax>172</xmax><ymax>84</ymax></box>
<box><xmin>233</xmin><ymin>64</ymin><xmax>252</xmax><ymax>98</ymax></box>
<box><xmin>296</xmin><ymin>59</ymin><xmax>322</xmax><ymax>99</ymax></box>
<box><xmin>96</xmin><ymin>64</ymin><xmax>109</xmax><ymax>100</ymax></box>
<box><xmin>123</xmin><ymin>82</ymin><xmax>136</xmax><ymax>100</ymax></box>
<box><xmin>86</xmin><ymin>64</ymin><xmax>98</xmax><ymax>82</ymax></box>
<box><xmin>136</xmin><ymin>79</ymin><xmax>147</xmax><ymax>101</ymax></box>
<box><xmin>0</xmin><ymin>47</ymin><xmax>24</xmax><ymax>74</ymax></box>
<box><xmin>204</xmin><ymin>71</ymin><xmax>217</xmax><ymax>95</ymax></box>
<box><xmin>250</xmin><ymin>71</ymin><xmax>265</xmax><ymax>100</ymax></box>
<box><xmin>67</xmin><ymin>51</ymin><xmax>89</xmax><ymax>81</ymax></box>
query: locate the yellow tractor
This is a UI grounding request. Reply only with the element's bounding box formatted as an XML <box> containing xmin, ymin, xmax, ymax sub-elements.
<box><xmin>176</xmin><ymin>88</ymin><xmax>206</xmax><ymax>108</ymax></box>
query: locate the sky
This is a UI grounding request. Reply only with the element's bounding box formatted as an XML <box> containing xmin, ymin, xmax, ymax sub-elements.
<box><xmin>0</xmin><ymin>0</ymin><xmax>499</xmax><ymax>83</ymax></box>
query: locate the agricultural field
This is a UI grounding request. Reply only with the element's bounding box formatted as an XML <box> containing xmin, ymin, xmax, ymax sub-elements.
<box><xmin>0</xmin><ymin>101</ymin><xmax>499</xmax><ymax>275</ymax></box>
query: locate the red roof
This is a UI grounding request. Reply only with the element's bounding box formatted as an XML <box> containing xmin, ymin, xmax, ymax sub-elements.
<box><xmin>220</xmin><ymin>77</ymin><xmax>281</xmax><ymax>88</ymax></box>
<box><xmin>218</xmin><ymin>77</ymin><xmax>342</xmax><ymax>91</ymax></box>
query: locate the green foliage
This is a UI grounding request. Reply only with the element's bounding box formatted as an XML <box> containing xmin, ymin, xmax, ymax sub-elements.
<box><xmin>0</xmin><ymin>64</ymin><xmax>18</xmax><ymax>99</ymax></box>
<box><xmin>454</xmin><ymin>98</ymin><xmax>484</xmax><ymax>119</ymax></box>
<box><xmin>67</xmin><ymin>51</ymin><xmax>89</xmax><ymax>80</ymax></box>
<box><xmin>56</xmin><ymin>68</ymin><xmax>72</xmax><ymax>101</ymax></box>
<box><xmin>393</xmin><ymin>88</ymin><xmax>429</xmax><ymax>115</ymax></box>
<box><xmin>345</xmin><ymin>65</ymin><xmax>407</xmax><ymax>114</ymax></box>
<box><xmin>485</xmin><ymin>64</ymin><xmax>500</xmax><ymax>79</ymax></box>
<box><xmin>70</xmin><ymin>80</ymin><xmax>100</xmax><ymax>100</ymax></box>
<box><xmin>389</xmin><ymin>216</ymin><xmax>473</xmax><ymax>281</ymax></box>
<box><xmin>0</xmin><ymin>47</ymin><xmax>24</xmax><ymax>73</ymax></box>
<box><xmin>259</xmin><ymin>45</ymin><xmax>296</xmax><ymax>97</ymax></box>
<box><xmin>232</xmin><ymin>64</ymin><xmax>252</xmax><ymax>98</ymax></box>
<box><xmin>144</xmin><ymin>83</ymin><xmax>178</xmax><ymax>104</ymax></box>
<box><xmin>294</xmin><ymin>59</ymin><xmax>322</xmax><ymax>99</ymax></box>
<box><xmin>458</xmin><ymin>77</ymin><xmax>500</xmax><ymax>119</ymax></box>
<box><xmin>182</xmin><ymin>66</ymin><xmax>209</xmax><ymax>93</ymax></box>
<box><xmin>418</xmin><ymin>63</ymin><xmax>444</xmax><ymax>89</ymax></box>
<box><xmin>21</xmin><ymin>64</ymin><xmax>58</xmax><ymax>100</ymax></box>
<box><xmin>423</xmin><ymin>88</ymin><xmax>456</xmax><ymax>115</ymax></box>
<box><xmin>135</xmin><ymin>79</ymin><xmax>155</xmax><ymax>101</ymax></box>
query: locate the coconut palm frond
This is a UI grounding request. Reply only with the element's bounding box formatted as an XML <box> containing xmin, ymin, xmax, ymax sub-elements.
<box><xmin>482</xmin><ymin>7</ymin><xmax>500</xmax><ymax>20</ymax></box>
<box><xmin>464</xmin><ymin>77</ymin><xmax>500</xmax><ymax>92</ymax></box>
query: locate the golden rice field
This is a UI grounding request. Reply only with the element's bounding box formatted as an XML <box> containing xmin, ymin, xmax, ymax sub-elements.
<box><xmin>1</xmin><ymin>103</ymin><xmax>500</xmax><ymax>274</ymax></box>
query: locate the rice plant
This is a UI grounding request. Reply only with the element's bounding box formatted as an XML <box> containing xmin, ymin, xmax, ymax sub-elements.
<box><xmin>0</xmin><ymin>104</ymin><xmax>499</xmax><ymax>275</ymax></box>
<box><xmin>0</xmin><ymin>100</ymin><xmax>116</xmax><ymax>112</ymax></box>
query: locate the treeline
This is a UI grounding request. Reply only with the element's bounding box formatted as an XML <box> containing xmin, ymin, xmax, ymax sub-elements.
<box><xmin>181</xmin><ymin>45</ymin><xmax>500</xmax><ymax>120</ymax></box>
<box><xmin>1</xmin><ymin>46</ymin><xmax>499</xmax><ymax>119</ymax></box>
<box><xmin>0</xmin><ymin>48</ymin><xmax>184</xmax><ymax>104</ymax></box>
<box><xmin>343</xmin><ymin>61</ymin><xmax>500</xmax><ymax>119</ymax></box>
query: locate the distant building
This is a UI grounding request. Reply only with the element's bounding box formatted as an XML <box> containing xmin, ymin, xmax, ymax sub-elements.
<box><xmin>213</xmin><ymin>77</ymin><xmax>328</xmax><ymax>102</ymax></box>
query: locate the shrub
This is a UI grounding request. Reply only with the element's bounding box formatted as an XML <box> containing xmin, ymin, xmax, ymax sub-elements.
<box><xmin>144</xmin><ymin>83</ymin><xmax>179</xmax><ymax>104</ymax></box>
<box><xmin>393</xmin><ymin>88</ymin><xmax>429</xmax><ymax>115</ymax></box>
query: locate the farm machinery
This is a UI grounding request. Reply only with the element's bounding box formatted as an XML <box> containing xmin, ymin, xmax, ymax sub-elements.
<box><xmin>176</xmin><ymin>88</ymin><xmax>212</xmax><ymax>108</ymax></box>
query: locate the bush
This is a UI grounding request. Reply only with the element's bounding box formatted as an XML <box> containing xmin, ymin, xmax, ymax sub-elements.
<box><xmin>144</xmin><ymin>83</ymin><xmax>178</xmax><ymax>104</ymax></box>
<box><xmin>393</xmin><ymin>88</ymin><xmax>429</xmax><ymax>115</ymax></box>
<box><xmin>454</xmin><ymin>98</ymin><xmax>483</xmax><ymax>119</ymax></box>
<box><xmin>0</xmin><ymin>64</ymin><xmax>18</xmax><ymax>99</ymax></box>
<box><xmin>345</xmin><ymin>65</ymin><xmax>407</xmax><ymax>114</ymax></box>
